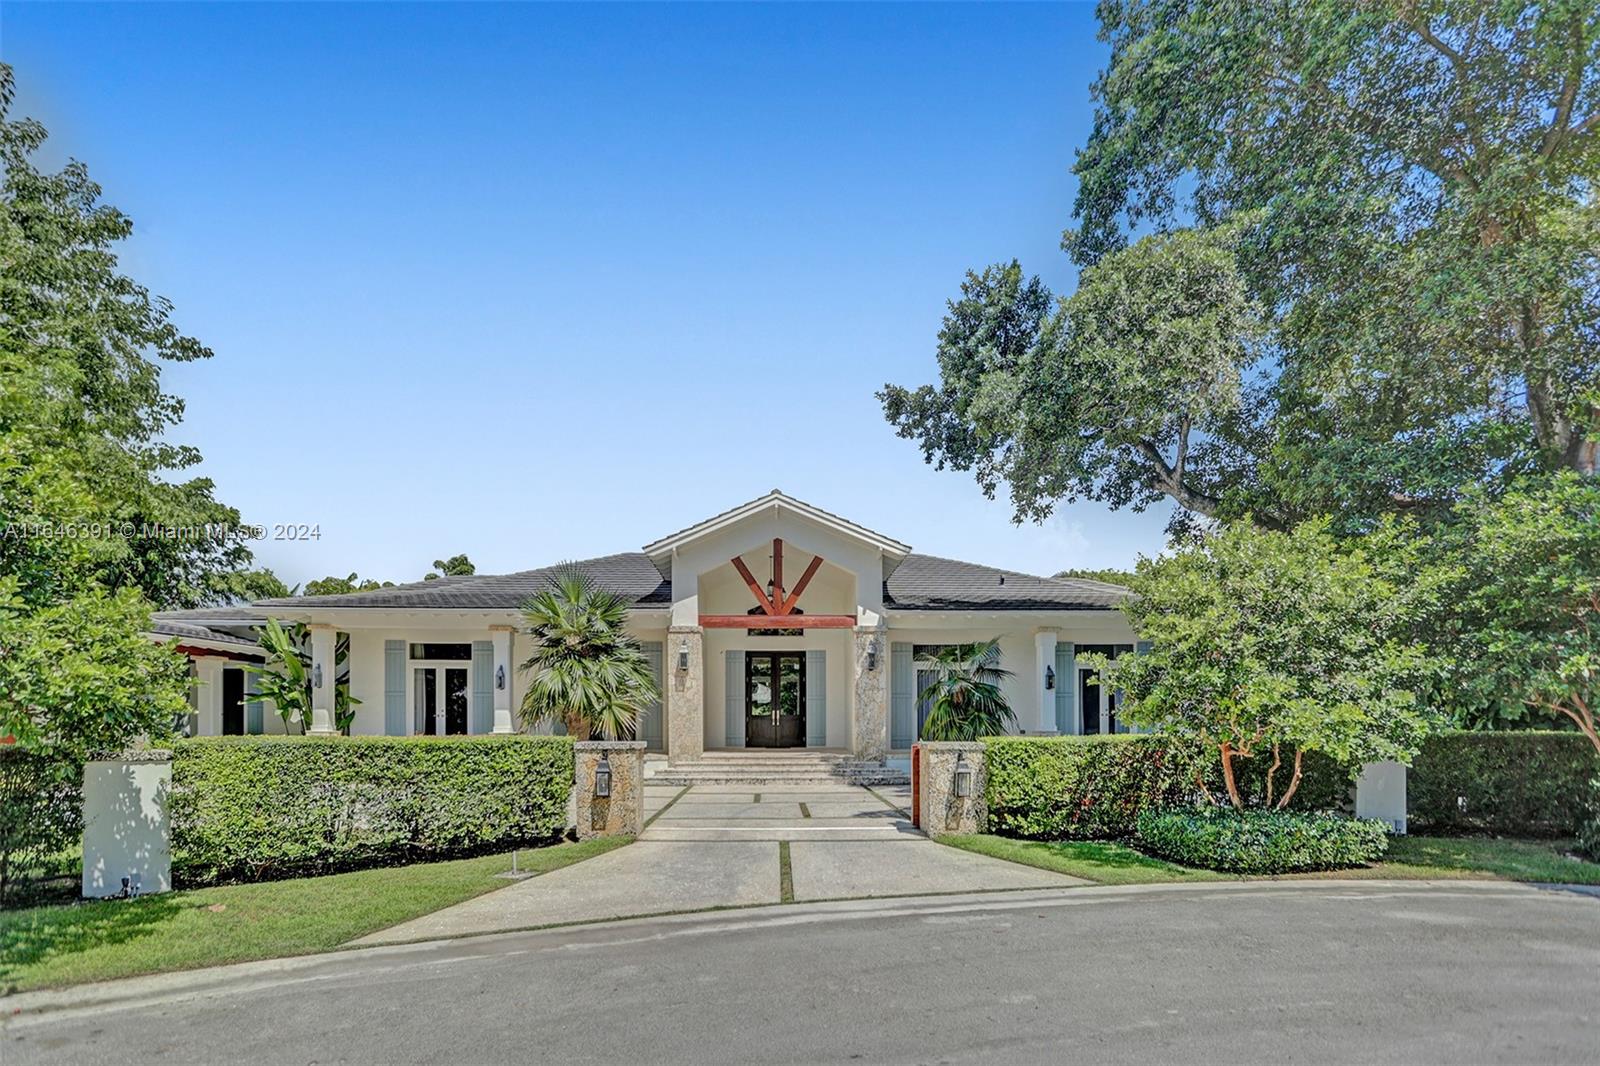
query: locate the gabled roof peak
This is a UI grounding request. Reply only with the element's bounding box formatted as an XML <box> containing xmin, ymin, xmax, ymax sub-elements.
<box><xmin>642</xmin><ymin>490</ymin><xmax>912</xmax><ymax>559</ymax></box>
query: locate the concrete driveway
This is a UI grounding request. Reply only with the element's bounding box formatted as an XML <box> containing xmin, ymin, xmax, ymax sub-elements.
<box><xmin>357</xmin><ymin>782</ymin><xmax>1080</xmax><ymax>945</ymax></box>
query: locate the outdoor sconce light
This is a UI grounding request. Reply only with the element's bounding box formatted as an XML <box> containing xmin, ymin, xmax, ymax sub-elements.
<box><xmin>312</xmin><ymin>663</ymin><xmax>323</xmax><ymax>689</ymax></box>
<box><xmin>495</xmin><ymin>664</ymin><xmax>506</xmax><ymax>690</ymax></box>
<box><xmin>595</xmin><ymin>756</ymin><xmax>612</xmax><ymax>798</ymax></box>
<box><xmin>677</xmin><ymin>639</ymin><xmax>690</xmax><ymax>672</ymax></box>
<box><xmin>1045</xmin><ymin>665</ymin><xmax>1055</xmax><ymax>691</ymax></box>
<box><xmin>953</xmin><ymin>752</ymin><xmax>973</xmax><ymax>799</ymax></box>
<box><xmin>866</xmin><ymin>639</ymin><xmax>879</xmax><ymax>672</ymax></box>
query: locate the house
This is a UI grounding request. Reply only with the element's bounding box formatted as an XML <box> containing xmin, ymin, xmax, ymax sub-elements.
<box><xmin>153</xmin><ymin>491</ymin><xmax>1141</xmax><ymax>763</ymax></box>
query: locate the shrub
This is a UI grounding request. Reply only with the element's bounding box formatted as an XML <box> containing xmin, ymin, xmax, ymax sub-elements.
<box><xmin>983</xmin><ymin>735</ymin><xmax>1357</xmax><ymax>841</ymax></box>
<box><xmin>1577</xmin><ymin>776</ymin><xmax>1600</xmax><ymax>861</ymax></box>
<box><xmin>1135</xmin><ymin>807</ymin><xmax>1390</xmax><ymax>874</ymax></box>
<box><xmin>170</xmin><ymin>735</ymin><xmax>574</xmax><ymax>885</ymax></box>
<box><xmin>1408</xmin><ymin>731</ymin><xmax>1596</xmax><ymax>837</ymax></box>
<box><xmin>0</xmin><ymin>748</ymin><xmax>82</xmax><ymax>906</ymax></box>
<box><xmin>984</xmin><ymin>736</ymin><xmax>1199</xmax><ymax>839</ymax></box>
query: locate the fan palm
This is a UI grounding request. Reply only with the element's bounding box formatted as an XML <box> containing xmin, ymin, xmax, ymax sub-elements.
<box><xmin>518</xmin><ymin>566</ymin><xmax>658</xmax><ymax>741</ymax></box>
<box><xmin>917</xmin><ymin>639</ymin><xmax>1016</xmax><ymax>742</ymax></box>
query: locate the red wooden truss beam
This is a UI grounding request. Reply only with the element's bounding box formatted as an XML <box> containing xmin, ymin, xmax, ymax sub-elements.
<box><xmin>728</xmin><ymin>538</ymin><xmax>826</xmax><ymax>618</ymax></box>
<box><xmin>699</xmin><ymin>614</ymin><xmax>855</xmax><ymax>629</ymax></box>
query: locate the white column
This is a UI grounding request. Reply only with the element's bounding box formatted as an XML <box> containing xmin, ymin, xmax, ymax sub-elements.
<box><xmin>1033</xmin><ymin>630</ymin><xmax>1058</xmax><ymax>734</ymax></box>
<box><xmin>193</xmin><ymin>656</ymin><xmax>226</xmax><ymax>736</ymax></box>
<box><xmin>307</xmin><ymin>624</ymin><xmax>337</xmax><ymax>736</ymax></box>
<box><xmin>491</xmin><ymin>625</ymin><xmax>516</xmax><ymax>734</ymax></box>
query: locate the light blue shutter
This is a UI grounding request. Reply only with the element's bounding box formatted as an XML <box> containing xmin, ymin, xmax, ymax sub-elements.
<box><xmin>471</xmin><ymin>641</ymin><xmax>494</xmax><ymax>734</ymax></box>
<box><xmin>890</xmin><ymin>643</ymin><xmax>914</xmax><ymax>748</ymax></box>
<box><xmin>245</xmin><ymin>670</ymin><xmax>263</xmax><ymax>735</ymax></box>
<box><xmin>641</xmin><ymin>641</ymin><xmax>664</xmax><ymax>749</ymax></box>
<box><xmin>805</xmin><ymin>650</ymin><xmax>826</xmax><ymax>747</ymax></box>
<box><xmin>725</xmin><ymin>650</ymin><xmax>745</xmax><ymax>748</ymax></box>
<box><xmin>1054</xmin><ymin>642</ymin><xmax>1076</xmax><ymax>734</ymax></box>
<box><xmin>384</xmin><ymin>640</ymin><xmax>407</xmax><ymax>736</ymax></box>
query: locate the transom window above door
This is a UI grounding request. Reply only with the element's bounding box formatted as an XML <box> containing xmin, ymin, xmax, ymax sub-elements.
<box><xmin>409</xmin><ymin>642</ymin><xmax>472</xmax><ymax>660</ymax></box>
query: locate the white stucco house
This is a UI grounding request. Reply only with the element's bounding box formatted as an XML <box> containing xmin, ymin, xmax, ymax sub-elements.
<box><xmin>152</xmin><ymin>491</ymin><xmax>1142</xmax><ymax>768</ymax></box>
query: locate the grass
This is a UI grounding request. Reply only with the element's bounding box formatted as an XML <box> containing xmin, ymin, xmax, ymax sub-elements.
<box><xmin>777</xmin><ymin>840</ymin><xmax>795</xmax><ymax>903</ymax></box>
<box><xmin>938</xmin><ymin>833</ymin><xmax>1600</xmax><ymax>887</ymax></box>
<box><xmin>0</xmin><ymin>837</ymin><xmax>628</xmax><ymax>994</ymax></box>
<box><xmin>938</xmin><ymin>834</ymin><xmax>1229</xmax><ymax>884</ymax></box>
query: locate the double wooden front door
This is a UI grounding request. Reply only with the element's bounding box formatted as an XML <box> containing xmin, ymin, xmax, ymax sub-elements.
<box><xmin>745</xmin><ymin>652</ymin><xmax>806</xmax><ymax>748</ymax></box>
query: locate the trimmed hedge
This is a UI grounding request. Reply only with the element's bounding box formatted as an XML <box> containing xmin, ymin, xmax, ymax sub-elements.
<box><xmin>984</xmin><ymin>736</ymin><xmax>1197</xmax><ymax>839</ymax></box>
<box><xmin>1409</xmin><ymin>731</ymin><xmax>1597</xmax><ymax>837</ymax></box>
<box><xmin>0</xmin><ymin>748</ymin><xmax>82</xmax><ymax>906</ymax></box>
<box><xmin>171</xmin><ymin>735</ymin><xmax>574</xmax><ymax>885</ymax></box>
<box><xmin>1136</xmin><ymin>807</ymin><xmax>1390</xmax><ymax>874</ymax></box>
<box><xmin>983</xmin><ymin>735</ymin><xmax>1355</xmax><ymax>841</ymax></box>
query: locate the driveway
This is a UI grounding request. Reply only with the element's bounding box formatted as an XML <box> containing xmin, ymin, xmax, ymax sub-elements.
<box><xmin>356</xmin><ymin>782</ymin><xmax>1080</xmax><ymax>945</ymax></box>
<box><xmin>9</xmin><ymin>881</ymin><xmax>1598</xmax><ymax>1064</ymax></box>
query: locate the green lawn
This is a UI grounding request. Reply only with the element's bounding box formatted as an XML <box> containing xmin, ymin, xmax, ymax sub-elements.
<box><xmin>938</xmin><ymin>833</ymin><xmax>1600</xmax><ymax>886</ymax></box>
<box><xmin>0</xmin><ymin>837</ymin><xmax>628</xmax><ymax>994</ymax></box>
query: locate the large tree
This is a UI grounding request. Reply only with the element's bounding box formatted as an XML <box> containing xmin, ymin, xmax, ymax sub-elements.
<box><xmin>0</xmin><ymin>64</ymin><xmax>264</xmax><ymax>610</ymax></box>
<box><xmin>884</xmin><ymin>1</ymin><xmax>1599</xmax><ymax>534</ymax></box>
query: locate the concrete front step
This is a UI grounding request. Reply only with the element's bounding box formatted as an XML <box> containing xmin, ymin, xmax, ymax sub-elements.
<box><xmin>648</xmin><ymin>759</ymin><xmax>910</xmax><ymax>786</ymax></box>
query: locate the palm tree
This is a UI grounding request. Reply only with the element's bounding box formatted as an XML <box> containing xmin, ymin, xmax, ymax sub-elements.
<box><xmin>518</xmin><ymin>566</ymin><xmax>658</xmax><ymax>741</ymax></box>
<box><xmin>917</xmin><ymin>639</ymin><xmax>1016</xmax><ymax>741</ymax></box>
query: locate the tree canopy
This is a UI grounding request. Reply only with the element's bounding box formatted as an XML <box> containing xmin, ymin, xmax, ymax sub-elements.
<box><xmin>883</xmin><ymin>2</ymin><xmax>1599</xmax><ymax>535</ymax></box>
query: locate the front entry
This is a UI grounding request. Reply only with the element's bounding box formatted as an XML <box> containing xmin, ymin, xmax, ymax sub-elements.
<box><xmin>745</xmin><ymin>652</ymin><xmax>806</xmax><ymax>748</ymax></box>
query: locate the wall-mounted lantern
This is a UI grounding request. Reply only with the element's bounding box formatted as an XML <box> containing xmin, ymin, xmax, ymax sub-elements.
<box><xmin>312</xmin><ymin>663</ymin><xmax>323</xmax><ymax>689</ymax></box>
<box><xmin>866</xmin><ymin>639</ymin><xmax>879</xmax><ymax>672</ymax></box>
<box><xmin>594</xmin><ymin>756</ymin><xmax>612</xmax><ymax>798</ymax></box>
<box><xmin>495</xmin><ymin>664</ymin><xmax>506</xmax><ymax>690</ymax></box>
<box><xmin>677</xmin><ymin>639</ymin><xmax>690</xmax><ymax>672</ymax></box>
<box><xmin>1044</xmin><ymin>665</ymin><xmax>1055</xmax><ymax>691</ymax></box>
<box><xmin>953</xmin><ymin>751</ymin><xmax>973</xmax><ymax>798</ymax></box>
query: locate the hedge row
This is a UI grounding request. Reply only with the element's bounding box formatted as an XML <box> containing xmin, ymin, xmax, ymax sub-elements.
<box><xmin>982</xmin><ymin>736</ymin><xmax>1354</xmax><ymax>841</ymax></box>
<box><xmin>1409</xmin><ymin>731</ymin><xmax>1596</xmax><ymax>837</ymax></box>
<box><xmin>1135</xmin><ymin>808</ymin><xmax>1390</xmax><ymax>874</ymax></box>
<box><xmin>0</xmin><ymin>748</ymin><xmax>82</xmax><ymax>906</ymax></box>
<box><xmin>170</xmin><ymin>735</ymin><xmax>574</xmax><ymax>885</ymax></box>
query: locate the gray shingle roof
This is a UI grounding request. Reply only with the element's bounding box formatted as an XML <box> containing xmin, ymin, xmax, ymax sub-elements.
<box><xmin>149</xmin><ymin>617</ymin><xmax>264</xmax><ymax>651</ymax></box>
<box><xmin>884</xmin><ymin>554</ymin><xmax>1131</xmax><ymax>611</ymax></box>
<box><xmin>253</xmin><ymin>553</ymin><xmax>673</xmax><ymax>610</ymax></box>
<box><xmin>250</xmin><ymin>551</ymin><xmax>1125</xmax><ymax>613</ymax></box>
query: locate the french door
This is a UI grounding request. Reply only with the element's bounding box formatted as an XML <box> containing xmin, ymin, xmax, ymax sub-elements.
<box><xmin>745</xmin><ymin>652</ymin><xmax>806</xmax><ymax>748</ymax></box>
<box><xmin>413</xmin><ymin>664</ymin><xmax>470</xmax><ymax>735</ymax></box>
<box><xmin>1076</xmin><ymin>665</ymin><xmax>1119</xmax><ymax>735</ymax></box>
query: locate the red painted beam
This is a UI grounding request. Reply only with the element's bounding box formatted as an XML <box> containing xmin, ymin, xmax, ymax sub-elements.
<box><xmin>729</xmin><ymin>556</ymin><xmax>777</xmax><ymax>614</ymax></box>
<box><xmin>772</xmin><ymin>538</ymin><xmax>784</xmax><ymax>606</ymax></box>
<box><xmin>780</xmin><ymin>554</ymin><xmax>825</xmax><ymax>614</ymax></box>
<box><xmin>699</xmin><ymin>614</ymin><xmax>856</xmax><ymax>629</ymax></box>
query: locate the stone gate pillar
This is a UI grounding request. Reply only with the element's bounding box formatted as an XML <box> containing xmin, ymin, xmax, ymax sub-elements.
<box><xmin>852</xmin><ymin>625</ymin><xmax>888</xmax><ymax>761</ymax></box>
<box><xmin>666</xmin><ymin>625</ymin><xmax>704</xmax><ymax>763</ymax></box>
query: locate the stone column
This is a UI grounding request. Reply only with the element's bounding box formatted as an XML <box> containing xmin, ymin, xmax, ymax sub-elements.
<box><xmin>193</xmin><ymin>655</ymin><xmax>226</xmax><ymax>736</ymax></box>
<box><xmin>917</xmin><ymin>741</ymin><xmax>987</xmax><ymax>835</ymax></box>
<box><xmin>1033</xmin><ymin>629</ymin><xmax>1058</xmax><ymax>735</ymax></box>
<box><xmin>852</xmin><ymin>625</ymin><xmax>888</xmax><ymax>761</ymax></box>
<box><xmin>574</xmin><ymin>740</ymin><xmax>645</xmax><ymax>839</ymax></box>
<box><xmin>1356</xmin><ymin>761</ymin><xmax>1407</xmax><ymax>834</ymax></box>
<box><xmin>666</xmin><ymin>625</ymin><xmax>703</xmax><ymax>764</ymax></box>
<box><xmin>83</xmin><ymin>751</ymin><xmax>172</xmax><ymax>897</ymax></box>
<box><xmin>490</xmin><ymin>625</ymin><xmax>516</xmax><ymax>734</ymax></box>
<box><xmin>307</xmin><ymin>624</ymin><xmax>337</xmax><ymax>735</ymax></box>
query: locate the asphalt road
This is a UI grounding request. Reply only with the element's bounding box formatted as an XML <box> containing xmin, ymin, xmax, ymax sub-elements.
<box><xmin>6</xmin><ymin>880</ymin><xmax>1599</xmax><ymax>1065</ymax></box>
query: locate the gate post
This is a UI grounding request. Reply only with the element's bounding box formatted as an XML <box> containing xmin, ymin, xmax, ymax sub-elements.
<box><xmin>917</xmin><ymin>741</ymin><xmax>987</xmax><ymax>835</ymax></box>
<box><xmin>575</xmin><ymin>741</ymin><xmax>646</xmax><ymax>839</ymax></box>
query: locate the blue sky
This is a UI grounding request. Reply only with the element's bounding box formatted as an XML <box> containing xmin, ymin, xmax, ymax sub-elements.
<box><xmin>4</xmin><ymin>2</ymin><xmax>1172</xmax><ymax>587</ymax></box>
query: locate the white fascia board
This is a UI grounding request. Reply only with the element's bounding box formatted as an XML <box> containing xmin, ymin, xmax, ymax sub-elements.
<box><xmin>642</xmin><ymin>491</ymin><xmax>911</xmax><ymax>560</ymax></box>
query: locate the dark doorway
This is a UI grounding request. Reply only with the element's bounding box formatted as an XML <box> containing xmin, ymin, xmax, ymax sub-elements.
<box><xmin>745</xmin><ymin>652</ymin><xmax>806</xmax><ymax>748</ymax></box>
<box><xmin>222</xmin><ymin>668</ymin><xmax>246</xmax><ymax>735</ymax></box>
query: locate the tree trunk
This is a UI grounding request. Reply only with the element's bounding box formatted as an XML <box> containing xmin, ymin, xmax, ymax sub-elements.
<box><xmin>1275</xmin><ymin>749</ymin><xmax>1305</xmax><ymax>810</ymax></box>
<box><xmin>1219</xmin><ymin>743</ymin><xmax>1246</xmax><ymax>810</ymax></box>
<box><xmin>1264</xmin><ymin>743</ymin><xmax>1282</xmax><ymax>808</ymax></box>
<box><xmin>564</xmin><ymin>713</ymin><xmax>592</xmax><ymax>742</ymax></box>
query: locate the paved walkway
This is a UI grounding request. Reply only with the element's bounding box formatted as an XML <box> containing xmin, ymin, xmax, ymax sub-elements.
<box><xmin>356</xmin><ymin>782</ymin><xmax>1081</xmax><ymax>945</ymax></box>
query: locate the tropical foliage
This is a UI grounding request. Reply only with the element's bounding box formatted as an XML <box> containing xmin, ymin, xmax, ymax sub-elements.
<box><xmin>1097</xmin><ymin>519</ymin><xmax>1444</xmax><ymax>810</ymax></box>
<box><xmin>518</xmin><ymin>567</ymin><xmax>658</xmax><ymax>741</ymax></box>
<box><xmin>425</xmin><ymin>554</ymin><xmax>475</xmax><ymax>580</ymax></box>
<box><xmin>244</xmin><ymin>618</ymin><xmax>358</xmax><ymax>733</ymax></box>
<box><xmin>916</xmin><ymin>639</ymin><xmax>1017</xmax><ymax>741</ymax></box>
